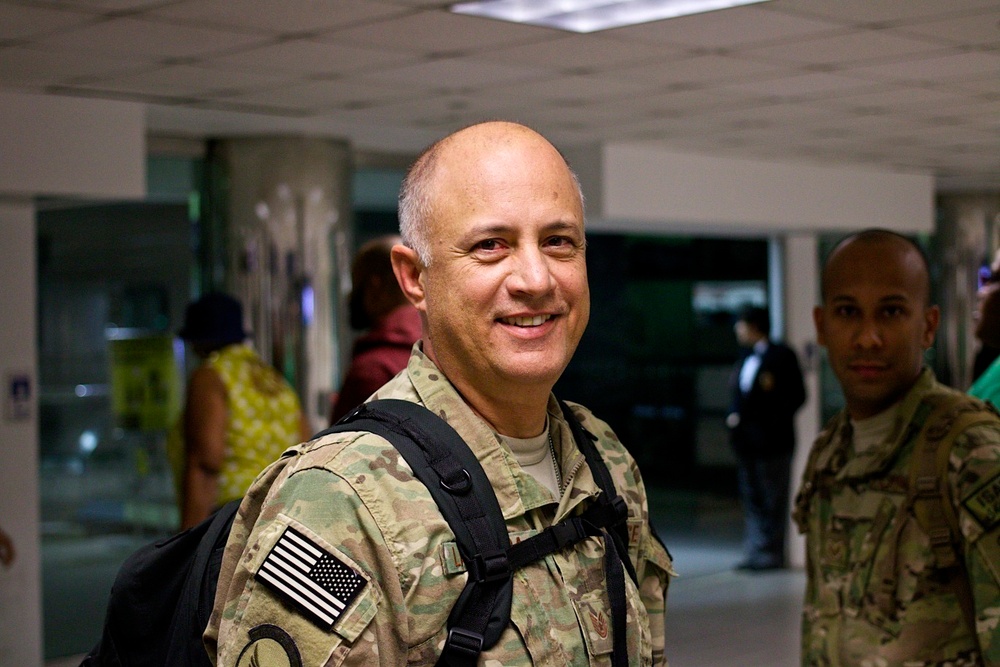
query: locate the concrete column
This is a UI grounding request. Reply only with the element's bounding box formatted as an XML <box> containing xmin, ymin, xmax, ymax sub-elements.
<box><xmin>935</xmin><ymin>193</ymin><xmax>1000</xmax><ymax>389</ymax></box>
<box><xmin>0</xmin><ymin>199</ymin><xmax>42</xmax><ymax>667</ymax></box>
<box><xmin>216</xmin><ymin>138</ymin><xmax>353</xmax><ymax>431</ymax></box>
<box><xmin>780</xmin><ymin>233</ymin><xmax>821</xmax><ymax>569</ymax></box>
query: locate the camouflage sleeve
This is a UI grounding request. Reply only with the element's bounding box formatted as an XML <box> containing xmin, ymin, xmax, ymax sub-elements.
<box><xmin>627</xmin><ymin>451</ymin><xmax>676</xmax><ymax>667</ymax></box>
<box><xmin>638</xmin><ymin>523</ymin><xmax>674</xmax><ymax>667</ymax></box>
<box><xmin>951</xmin><ymin>423</ymin><xmax>1000</xmax><ymax>665</ymax></box>
<box><xmin>214</xmin><ymin>465</ymin><xmax>409</xmax><ymax>667</ymax></box>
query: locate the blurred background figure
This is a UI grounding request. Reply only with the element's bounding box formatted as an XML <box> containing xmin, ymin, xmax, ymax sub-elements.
<box><xmin>726</xmin><ymin>306</ymin><xmax>806</xmax><ymax>571</ymax></box>
<box><xmin>0</xmin><ymin>525</ymin><xmax>14</xmax><ymax>567</ymax></box>
<box><xmin>172</xmin><ymin>292</ymin><xmax>311</xmax><ymax>529</ymax></box>
<box><xmin>970</xmin><ymin>256</ymin><xmax>1000</xmax><ymax>405</ymax></box>
<box><xmin>972</xmin><ymin>250</ymin><xmax>1000</xmax><ymax>384</ymax></box>
<box><xmin>328</xmin><ymin>235</ymin><xmax>421</xmax><ymax>424</ymax></box>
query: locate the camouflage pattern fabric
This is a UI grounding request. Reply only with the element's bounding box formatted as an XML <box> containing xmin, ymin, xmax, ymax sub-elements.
<box><xmin>793</xmin><ymin>369</ymin><xmax>1000</xmax><ymax>666</ymax></box>
<box><xmin>206</xmin><ymin>345</ymin><xmax>675</xmax><ymax>666</ymax></box>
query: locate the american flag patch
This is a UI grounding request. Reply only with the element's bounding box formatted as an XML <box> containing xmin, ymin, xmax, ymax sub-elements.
<box><xmin>256</xmin><ymin>527</ymin><xmax>366</xmax><ymax>629</ymax></box>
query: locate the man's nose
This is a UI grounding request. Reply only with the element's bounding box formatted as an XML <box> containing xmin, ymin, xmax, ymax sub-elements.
<box><xmin>854</xmin><ymin>317</ymin><xmax>883</xmax><ymax>348</ymax></box>
<box><xmin>508</xmin><ymin>247</ymin><xmax>554</xmax><ymax>295</ymax></box>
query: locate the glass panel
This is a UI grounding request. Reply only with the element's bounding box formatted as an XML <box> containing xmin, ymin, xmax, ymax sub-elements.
<box><xmin>38</xmin><ymin>192</ymin><xmax>197</xmax><ymax>659</ymax></box>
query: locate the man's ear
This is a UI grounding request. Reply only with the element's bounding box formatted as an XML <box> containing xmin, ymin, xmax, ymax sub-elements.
<box><xmin>923</xmin><ymin>304</ymin><xmax>941</xmax><ymax>348</ymax></box>
<box><xmin>391</xmin><ymin>244</ymin><xmax>427</xmax><ymax>311</ymax></box>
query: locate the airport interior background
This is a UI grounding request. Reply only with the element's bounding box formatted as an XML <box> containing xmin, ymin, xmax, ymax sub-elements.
<box><xmin>37</xmin><ymin>149</ymin><xmax>944</xmax><ymax>662</ymax></box>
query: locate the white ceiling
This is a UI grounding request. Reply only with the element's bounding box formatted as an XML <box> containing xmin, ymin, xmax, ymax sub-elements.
<box><xmin>2</xmin><ymin>0</ymin><xmax>999</xmax><ymax>190</ymax></box>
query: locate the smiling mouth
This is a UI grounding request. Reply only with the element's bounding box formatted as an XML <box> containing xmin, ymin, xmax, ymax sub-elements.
<box><xmin>499</xmin><ymin>314</ymin><xmax>554</xmax><ymax>327</ymax></box>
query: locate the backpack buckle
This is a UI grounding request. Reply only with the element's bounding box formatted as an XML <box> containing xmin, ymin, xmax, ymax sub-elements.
<box><xmin>446</xmin><ymin>627</ymin><xmax>484</xmax><ymax>658</ymax></box>
<box><xmin>609</xmin><ymin>495</ymin><xmax>628</xmax><ymax>523</ymax></box>
<box><xmin>467</xmin><ymin>550</ymin><xmax>511</xmax><ymax>583</ymax></box>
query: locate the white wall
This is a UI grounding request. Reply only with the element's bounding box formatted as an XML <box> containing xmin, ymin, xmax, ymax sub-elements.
<box><xmin>784</xmin><ymin>234</ymin><xmax>821</xmax><ymax>569</ymax></box>
<box><xmin>0</xmin><ymin>92</ymin><xmax>145</xmax><ymax>667</ymax></box>
<box><xmin>0</xmin><ymin>92</ymin><xmax>145</xmax><ymax>199</ymax></box>
<box><xmin>590</xmin><ymin>143</ymin><xmax>934</xmax><ymax>235</ymax></box>
<box><xmin>0</xmin><ymin>201</ymin><xmax>42</xmax><ymax>667</ymax></box>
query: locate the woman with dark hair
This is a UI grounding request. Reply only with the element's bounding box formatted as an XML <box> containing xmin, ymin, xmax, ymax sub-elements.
<box><xmin>172</xmin><ymin>293</ymin><xmax>311</xmax><ymax>528</ymax></box>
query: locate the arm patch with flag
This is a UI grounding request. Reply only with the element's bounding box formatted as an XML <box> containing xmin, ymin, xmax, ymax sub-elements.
<box><xmin>255</xmin><ymin>527</ymin><xmax>366</xmax><ymax>630</ymax></box>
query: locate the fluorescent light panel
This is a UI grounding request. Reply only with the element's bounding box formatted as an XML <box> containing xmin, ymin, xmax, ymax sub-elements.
<box><xmin>451</xmin><ymin>0</ymin><xmax>774</xmax><ymax>33</ymax></box>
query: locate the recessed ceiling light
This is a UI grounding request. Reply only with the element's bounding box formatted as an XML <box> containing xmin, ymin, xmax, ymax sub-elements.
<box><xmin>451</xmin><ymin>0</ymin><xmax>774</xmax><ymax>33</ymax></box>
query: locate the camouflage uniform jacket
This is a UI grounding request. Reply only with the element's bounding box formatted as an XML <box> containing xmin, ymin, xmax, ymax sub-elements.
<box><xmin>793</xmin><ymin>369</ymin><xmax>1000</xmax><ymax>666</ymax></box>
<box><xmin>206</xmin><ymin>346</ymin><xmax>674</xmax><ymax>666</ymax></box>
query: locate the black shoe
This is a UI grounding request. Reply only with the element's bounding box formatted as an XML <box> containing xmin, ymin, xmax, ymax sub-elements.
<box><xmin>735</xmin><ymin>557</ymin><xmax>784</xmax><ymax>572</ymax></box>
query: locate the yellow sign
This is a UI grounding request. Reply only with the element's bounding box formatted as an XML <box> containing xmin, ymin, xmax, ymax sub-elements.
<box><xmin>109</xmin><ymin>335</ymin><xmax>180</xmax><ymax>431</ymax></box>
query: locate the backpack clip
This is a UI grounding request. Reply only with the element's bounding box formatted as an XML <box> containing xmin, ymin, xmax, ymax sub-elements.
<box><xmin>466</xmin><ymin>549</ymin><xmax>511</xmax><ymax>583</ymax></box>
<box><xmin>440</xmin><ymin>469</ymin><xmax>473</xmax><ymax>495</ymax></box>
<box><xmin>586</xmin><ymin>494</ymin><xmax>629</xmax><ymax>528</ymax></box>
<box><xmin>446</xmin><ymin>627</ymin><xmax>484</xmax><ymax>658</ymax></box>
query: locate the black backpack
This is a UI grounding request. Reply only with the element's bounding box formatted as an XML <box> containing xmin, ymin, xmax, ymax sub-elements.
<box><xmin>81</xmin><ymin>497</ymin><xmax>240</xmax><ymax>667</ymax></box>
<box><xmin>84</xmin><ymin>398</ymin><xmax>636</xmax><ymax>667</ymax></box>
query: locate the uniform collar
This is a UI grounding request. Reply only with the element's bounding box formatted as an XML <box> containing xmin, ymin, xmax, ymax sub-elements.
<box><xmin>819</xmin><ymin>367</ymin><xmax>938</xmax><ymax>479</ymax></box>
<box><xmin>402</xmin><ymin>345</ymin><xmax>595</xmax><ymax>521</ymax></box>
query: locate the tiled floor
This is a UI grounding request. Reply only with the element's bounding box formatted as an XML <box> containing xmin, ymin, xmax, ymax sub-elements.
<box><xmin>653</xmin><ymin>487</ymin><xmax>803</xmax><ymax>667</ymax></box>
<box><xmin>46</xmin><ymin>487</ymin><xmax>803</xmax><ymax>667</ymax></box>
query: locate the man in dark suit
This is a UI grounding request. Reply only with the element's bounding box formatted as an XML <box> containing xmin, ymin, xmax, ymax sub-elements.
<box><xmin>727</xmin><ymin>306</ymin><xmax>806</xmax><ymax>570</ymax></box>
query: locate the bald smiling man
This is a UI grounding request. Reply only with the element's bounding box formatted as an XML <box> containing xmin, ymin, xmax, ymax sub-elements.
<box><xmin>207</xmin><ymin>122</ymin><xmax>674</xmax><ymax>667</ymax></box>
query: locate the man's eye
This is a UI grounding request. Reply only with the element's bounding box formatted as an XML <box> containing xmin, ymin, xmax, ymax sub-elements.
<box><xmin>475</xmin><ymin>239</ymin><xmax>500</xmax><ymax>251</ymax></box>
<box><xmin>545</xmin><ymin>236</ymin><xmax>577</xmax><ymax>252</ymax></box>
<box><xmin>835</xmin><ymin>306</ymin><xmax>857</xmax><ymax>317</ymax></box>
<box><xmin>883</xmin><ymin>306</ymin><xmax>904</xmax><ymax>318</ymax></box>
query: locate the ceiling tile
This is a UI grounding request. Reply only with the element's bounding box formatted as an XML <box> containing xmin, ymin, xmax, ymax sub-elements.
<box><xmin>0</xmin><ymin>3</ymin><xmax>92</xmax><ymax>40</ymax></box>
<box><xmin>30</xmin><ymin>15</ymin><xmax>265</xmax><ymax>60</ymax></box>
<box><xmin>149</xmin><ymin>0</ymin><xmax>408</xmax><ymax>33</ymax></box>
<box><xmin>845</xmin><ymin>50</ymin><xmax>1000</xmax><ymax>85</ymax></box>
<box><xmin>206</xmin><ymin>39</ymin><xmax>410</xmax><ymax>77</ymax></box>
<box><xmin>1</xmin><ymin>1</ymin><xmax>996</xmax><ymax>187</ymax></box>
<box><xmin>741</xmin><ymin>27</ymin><xmax>950</xmax><ymax>67</ymax></box>
<box><xmin>0</xmin><ymin>44</ymin><xmax>152</xmax><ymax>86</ymax></box>
<box><xmin>771</xmin><ymin>0</ymin><xmax>1000</xmax><ymax>25</ymax></box>
<box><xmin>227</xmin><ymin>77</ymin><xmax>415</xmax><ymax>111</ymax></box>
<box><xmin>28</xmin><ymin>0</ymin><xmax>179</xmax><ymax>11</ymax></box>
<box><xmin>478</xmin><ymin>72</ymin><xmax>654</xmax><ymax>105</ymax></box>
<box><xmin>327</xmin><ymin>9</ymin><xmax>554</xmax><ymax>56</ymax></box>
<box><xmin>614</xmin><ymin>53</ymin><xmax>793</xmax><ymax>88</ymax></box>
<box><xmin>476</xmin><ymin>33</ymin><xmax>685</xmax><ymax>72</ymax></box>
<box><xmin>894</xmin><ymin>8</ymin><xmax>1000</xmax><ymax>48</ymax></box>
<box><xmin>718</xmin><ymin>71</ymin><xmax>882</xmax><ymax>98</ymax></box>
<box><xmin>82</xmin><ymin>64</ymin><xmax>293</xmax><ymax>98</ymax></box>
<box><xmin>602</xmin><ymin>5</ymin><xmax>842</xmax><ymax>48</ymax></box>
<box><xmin>368</xmin><ymin>57</ymin><xmax>551</xmax><ymax>91</ymax></box>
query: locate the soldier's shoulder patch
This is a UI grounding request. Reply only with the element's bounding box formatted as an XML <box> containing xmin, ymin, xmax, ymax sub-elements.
<box><xmin>255</xmin><ymin>527</ymin><xmax>366</xmax><ymax>630</ymax></box>
<box><xmin>962</xmin><ymin>471</ymin><xmax>1000</xmax><ymax>530</ymax></box>
<box><xmin>236</xmin><ymin>624</ymin><xmax>301</xmax><ymax>667</ymax></box>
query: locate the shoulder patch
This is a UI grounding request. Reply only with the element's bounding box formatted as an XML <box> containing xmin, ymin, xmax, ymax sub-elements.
<box><xmin>236</xmin><ymin>624</ymin><xmax>302</xmax><ymax>667</ymax></box>
<box><xmin>256</xmin><ymin>527</ymin><xmax>366</xmax><ymax>630</ymax></box>
<box><xmin>963</xmin><ymin>472</ymin><xmax>1000</xmax><ymax>530</ymax></box>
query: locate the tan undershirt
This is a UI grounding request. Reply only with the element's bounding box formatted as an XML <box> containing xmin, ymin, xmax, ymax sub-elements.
<box><xmin>499</xmin><ymin>422</ymin><xmax>561</xmax><ymax>498</ymax></box>
<box><xmin>850</xmin><ymin>405</ymin><xmax>897</xmax><ymax>454</ymax></box>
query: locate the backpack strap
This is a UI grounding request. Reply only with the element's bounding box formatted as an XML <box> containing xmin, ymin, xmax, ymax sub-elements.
<box><xmin>325</xmin><ymin>399</ymin><xmax>512</xmax><ymax>666</ymax></box>
<box><xmin>320</xmin><ymin>398</ymin><xmax>634</xmax><ymax>667</ymax></box>
<box><xmin>558</xmin><ymin>398</ymin><xmax>635</xmax><ymax>584</ymax></box>
<box><xmin>873</xmin><ymin>393</ymin><xmax>996</xmax><ymax>632</ymax></box>
<box><xmin>164</xmin><ymin>498</ymin><xmax>242</xmax><ymax>666</ymax></box>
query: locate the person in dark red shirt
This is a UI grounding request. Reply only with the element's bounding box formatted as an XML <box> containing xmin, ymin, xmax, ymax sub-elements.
<box><xmin>329</xmin><ymin>235</ymin><xmax>422</xmax><ymax>424</ymax></box>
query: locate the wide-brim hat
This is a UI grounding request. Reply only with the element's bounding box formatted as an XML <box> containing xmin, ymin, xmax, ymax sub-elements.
<box><xmin>178</xmin><ymin>292</ymin><xmax>247</xmax><ymax>346</ymax></box>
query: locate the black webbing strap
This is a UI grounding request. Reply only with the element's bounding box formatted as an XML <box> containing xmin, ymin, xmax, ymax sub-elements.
<box><xmin>558</xmin><ymin>399</ymin><xmax>636</xmax><ymax>585</ymax></box>
<box><xmin>325</xmin><ymin>400</ymin><xmax>512</xmax><ymax>667</ymax></box>
<box><xmin>321</xmin><ymin>399</ymin><xmax>636</xmax><ymax>666</ymax></box>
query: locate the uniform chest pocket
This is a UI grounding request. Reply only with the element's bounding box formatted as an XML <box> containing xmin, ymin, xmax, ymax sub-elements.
<box><xmin>827</xmin><ymin>494</ymin><xmax>899</xmax><ymax>612</ymax></box>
